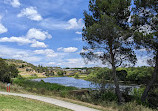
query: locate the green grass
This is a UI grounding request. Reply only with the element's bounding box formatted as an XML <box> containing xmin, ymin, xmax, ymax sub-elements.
<box><xmin>0</xmin><ymin>95</ymin><xmax>72</xmax><ymax>111</ymax></box>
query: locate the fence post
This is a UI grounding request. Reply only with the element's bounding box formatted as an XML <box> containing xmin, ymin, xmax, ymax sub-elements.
<box><xmin>7</xmin><ymin>83</ymin><xmax>10</xmax><ymax>92</ymax></box>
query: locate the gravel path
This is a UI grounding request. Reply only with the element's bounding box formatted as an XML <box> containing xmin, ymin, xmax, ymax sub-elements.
<box><xmin>0</xmin><ymin>91</ymin><xmax>99</xmax><ymax>111</ymax></box>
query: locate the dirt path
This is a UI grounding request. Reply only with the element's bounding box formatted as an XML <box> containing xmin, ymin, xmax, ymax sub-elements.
<box><xmin>0</xmin><ymin>91</ymin><xmax>99</xmax><ymax>111</ymax></box>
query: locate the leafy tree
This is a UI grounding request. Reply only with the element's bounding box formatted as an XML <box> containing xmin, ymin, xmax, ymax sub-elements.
<box><xmin>132</xmin><ymin>0</ymin><xmax>158</xmax><ymax>102</ymax></box>
<box><xmin>57</xmin><ymin>70</ymin><xmax>65</xmax><ymax>76</ymax></box>
<box><xmin>0</xmin><ymin>58</ymin><xmax>10</xmax><ymax>82</ymax></box>
<box><xmin>116</xmin><ymin>70</ymin><xmax>127</xmax><ymax>81</ymax></box>
<box><xmin>125</xmin><ymin>67</ymin><xmax>153</xmax><ymax>84</ymax></box>
<box><xmin>87</xmin><ymin>68</ymin><xmax>112</xmax><ymax>91</ymax></box>
<box><xmin>81</xmin><ymin>0</ymin><xmax>136</xmax><ymax>103</ymax></box>
<box><xmin>74</xmin><ymin>72</ymin><xmax>79</xmax><ymax>78</ymax></box>
<box><xmin>0</xmin><ymin>58</ymin><xmax>18</xmax><ymax>83</ymax></box>
<box><xmin>8</xmin><ymin>64</ymin><xmax>19</xmax><ymax>78</ymax></box>
<box><xmin>46</xmin><ymin>71</ymin><xmax>54</xmax><ymax>77</ymax></box>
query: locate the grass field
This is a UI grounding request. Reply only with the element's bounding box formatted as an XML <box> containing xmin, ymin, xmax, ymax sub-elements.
<box><xmin>0</xmin><ymin>95</ymin><xmax>72</xmax><ymax>111</ymax></box>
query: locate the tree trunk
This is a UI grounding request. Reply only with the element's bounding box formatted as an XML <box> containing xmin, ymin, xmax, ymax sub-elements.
<box><xmin>141</xmin><ymin>51</ymin><xmax>158</xmax><ymax>102</ymax></box>
<box><xmin>109</xmin><ymin>45</ymin><xmax>123</xmax><ymax>104</ymax></box>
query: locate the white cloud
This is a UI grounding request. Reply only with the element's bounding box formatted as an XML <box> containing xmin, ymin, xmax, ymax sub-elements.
<box><xmin>67</xmin><ymin>59</ymin><xmax>80</xmax><ymax>64</ymax></box>
<box><xmin>57</xmin><ymin>47</ymin><xmax>63</xmax><ymax>51</ymax></box>
<box><xmin>30</xmin><ymin>41</ymin><xmax>47</xmax><ymax>48</ymax></box>
<box><xmin>75</xmin><ymin>31</ymin><xmax>82</xmax><ymax>34</ymax></box>
<box><xmin>57</xmin><ymin>58</ymin><xmax>105</xmax><ymax>68</ymax></box>
<box><xmin>47</xmin><ymin>62</ymin><xmax>56</xmax><ymax>65</ymax></box>
<box><xmin>0</xmin><ymin>37</ymin><xmax>47</xmax><ymax>48</ymax></box>
<box><xmin>66</xmin><ymin>18</ymin><xmax>84</xmax><ymax>30</ymax></box>
<box><xmin>0</xmin><ymin>15</ymin><xmax>8</xmax><ymax>34</ymax></box>
<box><xmin>73</xmin><ymin>37</ymin><xmax>82</xmax><ymax>41</ymax></box>
<box><xmin>4</xmin><ymin>0</ymin><xmax>21</xmax><ymax>8</ymax></box>
<box><xmin>34</xmin><ymin>49</ymin><xmax>58</xmax><ymax>57</ymax></box>
<box><xmin>57</xmin><ymin>47</ymin><xmax>78</xmax><ymax>53</ymax></box>
<box><xmin>17</xmin><ymin>7</ymin><xmax>42</xmax><ymax>21</ymax></box>
<box><xmin>0</xmin><ymin>24</ymin><xmax>8</xmax><ymax>34</ymax></box>
<box><xmin>40</xmin><ymin>18</ymin><xmax>84</xmax><ymax>30</ymax></box>
<box><xmin>53</xmin><ymin>58</ymin><xmax>85</xmax><ymax>68</ymax></box>
<box><xmin>26</xmin><ymin>28</ymin><xmax>52</xmax><ymax>40</ymax></box>
<box><xmin>11</xmin><ymin>0</ymin><xmax>20</xmax><ymax>7</ymax></box>
<box><xmin>0</xmin><ymin>45</ymin><xmax>41</xmax><ymax>63</ymax></box>
<box><xmin>0</xmin><ymin>28</ymin><xmax>52</xmax><ymax>48</ymax></box>
<box><xmin>95</xmin><ymin>51</ymin><xmax>104</xmax><ymax>55</ymax></box>
<box><xmin>136</xmin><ymin>55</ymin><xmax>149</xmax><ymax>66</ymax></box>
<box><xmin>0</xmin><ymin>36</ymin><xmax>31</xmax><ymax>44</ymax></box>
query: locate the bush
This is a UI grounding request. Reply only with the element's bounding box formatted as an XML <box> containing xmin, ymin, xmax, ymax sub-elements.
<box><xmin>13</xmin><ymin>78</ymin><xmax>78</xmax><ymax>94</ymax></box>
<box><xmin>131</xmin><ymin>88</ymin><xmax>145</xmax><ymax>104</ymax></box>
<box><xmin>74</xmin><ymin>74</ymin><xmax>79</xmax><ymax>78</ymax></box>
<box><xmin>57</xmin><ymin>70</ymin><xmax>65</xmax><ymax>76</ymax></box>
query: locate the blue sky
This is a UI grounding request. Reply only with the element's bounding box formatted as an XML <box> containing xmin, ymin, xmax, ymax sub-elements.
<box><xmin>0</xmin><ymin>0</ymin><xmax>149</xmax><ymax>67</ymax></box>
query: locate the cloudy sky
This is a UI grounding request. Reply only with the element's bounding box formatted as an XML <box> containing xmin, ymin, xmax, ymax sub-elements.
<box><xmin>0</xmin><ymin>0</ymin><xmax>149</xmax><ymax>67</ymax></box>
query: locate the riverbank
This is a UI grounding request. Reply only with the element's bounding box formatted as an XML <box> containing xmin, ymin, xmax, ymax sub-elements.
<box><xmin>0</xmin><ymin>77</ymin><xmax>155</xmax><ymax>111</ymax></box>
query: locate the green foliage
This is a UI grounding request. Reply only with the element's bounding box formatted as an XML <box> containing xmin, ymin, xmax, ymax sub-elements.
<box><xmin>99</xmin><ymin>91</ymin><xmax>117</xmax><ymax>102</ymax></box>
<box><xmin>125</xmin><ymin>67</ymin><xmax>153</xmax><ymax>84</ymax></box>
<box><xmin>0</xmin><ymin>58</ymin><xmax>18</xmax><ymax>83</ymax></box>
<box><xmin>82</xmin><ymin>0</ymin><xmax>136</xmax><ymax>103</ymax></box>
<box><xmin>131</xmin><ymin>88</ymin><xmax>145</xmax><ymax>104</ymax></box>
<box><xmin>86</xmin><ymin>67</ymin><xmax>112</xmax><ymax>90</ymax></box>
<box><xmin>147</xmin><ymin>86</ymin><xmax>158</xmax><ymax>108</ymax></box>
<box><xmin>116</xmin><ymin>70</ymin><xmax>127</xmax><ymax>81</ymax></box>
<box><xmin>13</xmin><ymin>78</ymin><xmax>77</xmax><ymax>93</ymax></box>
<box><xmin>132</xmin><ymin>0</ymin><xmax>158</xmax><ymax>103</ymax></box>
<box><xmin>21</xmin><ymin>64</ymin><xmax>25</xmax><ymax>68</ymax></box>
<box><xmin>74</xmin><ymin>73</ymin><xmax>79</xmax><ymax>79</ymax></box>
<box><xmin>87</xmin><ymin>66</ymin><xmax>153</xmax><ymax>85</ymax></box>
<box><xmin>45</xmin><ymin>71</ymin><xmax>54</xmax><ymax>77</ymax></box>
<box><xmin>57</xmin><ymin>70</ymin><xmax>65</xmax><ymax>76</ymax></box>
<box><xmin>81</xmin><ymin>0</ymin><xmax>136</xmax><ymax>67</ymax></box>
<box><xmin>9</xmin><ymin>64</ymin><xmax>19</xmax><ymax>78</ymax></box>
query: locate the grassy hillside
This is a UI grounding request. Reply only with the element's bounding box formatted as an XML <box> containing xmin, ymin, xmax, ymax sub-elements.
<box><xmin>5</xmin><ymin>59</ymin><xmax>46</xmax><ymax>78</ymax></box>
<box><xmin>0</xmin><ymin>95</ymin><xmax>71</xmax><ymax>111</ymax></box>
<box><xmin>4</xmin><ymin>59</ymin><xmax>89</xmax><ymax>79</ymax></box>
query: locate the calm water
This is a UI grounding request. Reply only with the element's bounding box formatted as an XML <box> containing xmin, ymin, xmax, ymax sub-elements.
<box><xmin>33</xmin><ymin>77</ymin><xmax>140</xmax><ymax>91</ymax></box>
<box><xmin>33</xmin><ymin>77</ymin><xmax>97</xmax><ymax>88</ymax></box>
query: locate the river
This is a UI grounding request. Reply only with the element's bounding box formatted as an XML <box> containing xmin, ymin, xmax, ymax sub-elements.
<box><xmin>33</xmin><ymin>77</ymin><xmax>140</xmax><ymax>92</ymax></box>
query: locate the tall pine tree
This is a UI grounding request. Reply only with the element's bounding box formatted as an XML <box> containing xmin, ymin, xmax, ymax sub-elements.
<box><xmin>81</xmin><ymin>0</ymin><xmax>136</xmax><ymax>103</ymax></box>
<box><xmin>132</xmin><ymin>0</ymin><xmax>158</xmax><ymax>102</ymax></box>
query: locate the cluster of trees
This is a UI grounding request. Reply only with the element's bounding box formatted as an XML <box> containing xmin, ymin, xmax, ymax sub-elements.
<box><xmin>81</xmin><ymin>0</ymin><xmax>157</xmax><ymax>104</ymax></box>
<box><xmin>34</xmin><ymin>65</ymin><xmax>49</xmax><ymax>73</ymax></box>
<box><xmin>118</xmin><ymin>67</ymin><xmax>153</xmax><ymax>84</ymax></box>
<box><xmin>0</xmin><ymin>58</ymin><xmax>18</xmax><ymax>83</ymax></box>
<box><xmin>87</xmin><ymin>66</ymin><xmax>153</xmax><ymax>85</ymax></box>
<box><xmin>57</xmin><ymin>70</ymin><xmax>66</xmax><ymax>76</ymax></box>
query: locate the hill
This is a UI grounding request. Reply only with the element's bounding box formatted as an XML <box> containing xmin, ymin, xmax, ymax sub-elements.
<box><xmin>4</xmin><ymin>59</ymin><xmax>46</xmax><ymax>78</ymax></box>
